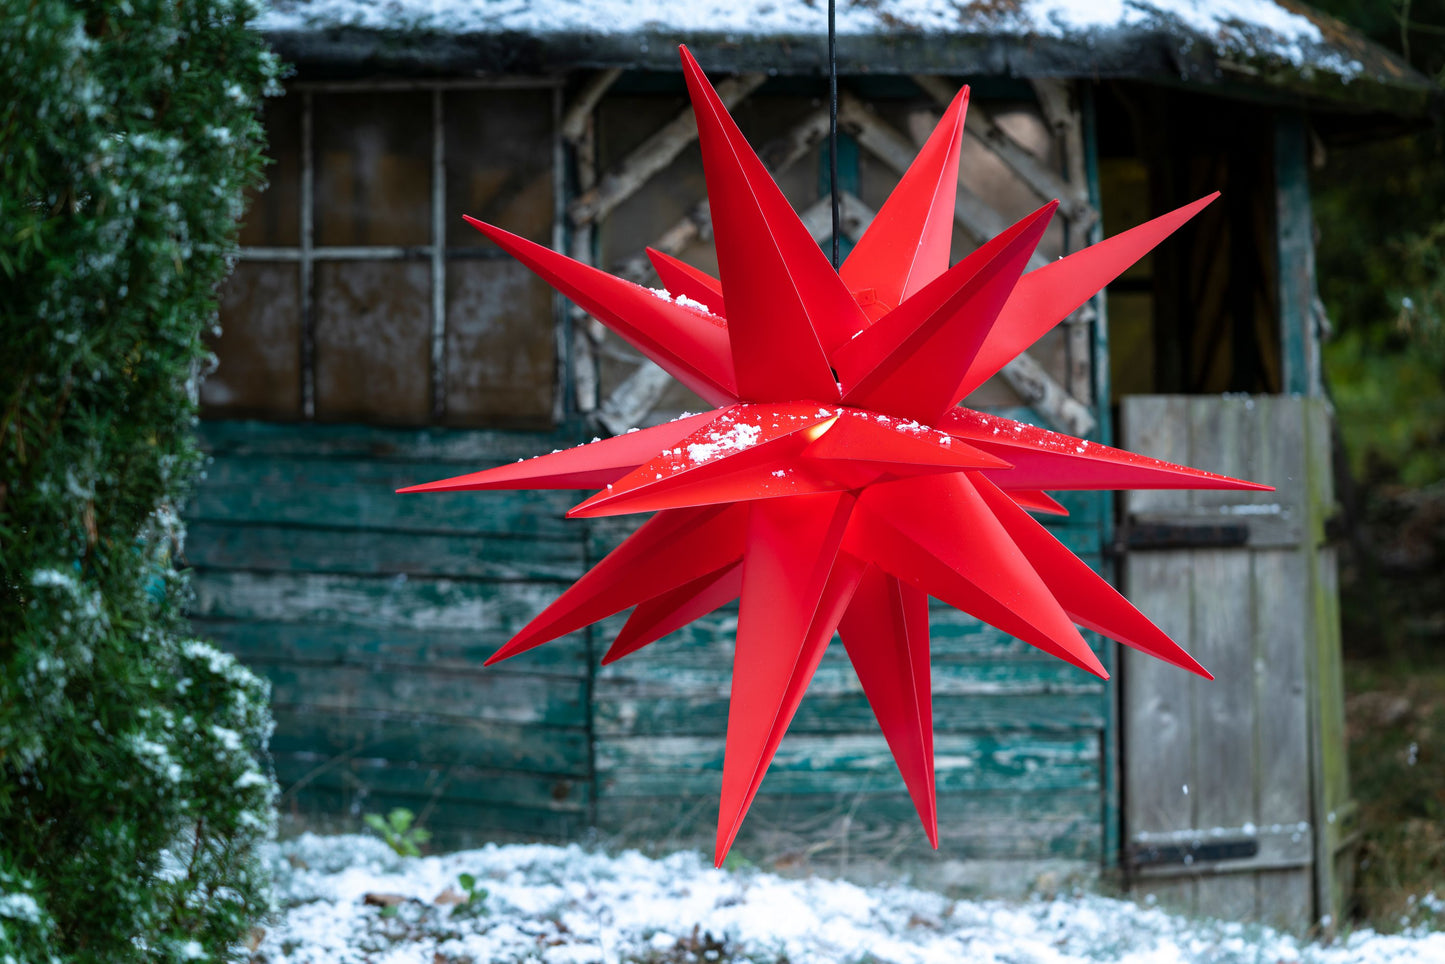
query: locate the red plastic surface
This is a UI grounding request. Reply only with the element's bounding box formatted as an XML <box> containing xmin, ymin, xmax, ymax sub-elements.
<box><xmin>942</xmin><ymin>408</ymin><xmax>1271</xmax><ymax>492</ymax></box>
<box><xmin>681</xmin><ymin>47</ymin><xmax>863</xmax><ymax>395</ymax></box>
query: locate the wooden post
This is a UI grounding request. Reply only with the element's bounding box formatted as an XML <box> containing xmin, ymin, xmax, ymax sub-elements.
<box><xmin>561</xmin><ymin>68</ymin><xmax>622</xmax><ymax>145</ymax></box>
<box><xmin>563</xmin><ymin>73</ymin><xmax>614</xmax><ymax>415</ymax></box>
<box><xmin>1274</xmin><ymin>112</ymin><xmax>1319</xmax><ymax>397</ymax></box>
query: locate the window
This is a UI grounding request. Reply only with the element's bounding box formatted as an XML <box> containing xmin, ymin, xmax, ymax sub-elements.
<box><xmin>206</xmin><ymin>81</ymin><xmax>563</xmax><ymax>428</ymax></box>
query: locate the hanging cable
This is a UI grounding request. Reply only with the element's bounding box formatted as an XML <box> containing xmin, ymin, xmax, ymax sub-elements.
<box><xmin>828</xmin><ymin>0</ymin><xmax>840</xmax><ymax>269</ymax></box>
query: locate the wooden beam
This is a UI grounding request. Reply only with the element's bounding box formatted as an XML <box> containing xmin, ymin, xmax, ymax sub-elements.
<box><xmin>760</xmin><ymin>106</ymin><xmax>832</xmax><ymax>174</ymax></box>
<box><xmin>612</xmin><ymin>200</ymin><xmax>713</xmax><ymax>286</ymax></box>
<box><xmin>431</xmin><ymin>89</ymin><xmax>447</xmax><ymax>419</ymax></box>
<box><xmin>912</xmin><ymin>74</ymin><xmax>1096</xmax><ymax>231</ymax></box>
<box><xmin>568</xmin><ymin>73</ymin><xmax>766</xmax><ymax>227</ymax></box>
<box><xmin>998</xmin><ymin>350</ymin><xmax>1096</xmax><ymax>437</ymax></box>
<box><xmin>1274</xmin><ymin>111</ymin><xmax>1319</xmax><ymax>397</ymax></box>
<box><xmin>560</xmin><ymin>68</ymin><xmax>622</xmax><ymax>144</ymax></box>
<box><xmin>798</xmin><ymin>191</ymin><xmax>875</xmax><ymax>243</ymax></box>
<box><xmin>610</xmin><ymin>107</ymin><xmax>831</xmax><ymax>284</ymax></box>
<box><xmin>595</xmin><ymin>363</ymin><xmax>676</xmax><ymax>436</ymax></box>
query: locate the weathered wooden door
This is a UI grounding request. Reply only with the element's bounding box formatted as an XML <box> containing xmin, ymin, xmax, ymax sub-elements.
<box><xmin>1119</xmin><ymin>394</ymin><xmax>1353</xmax><ymax>929</ymax></box>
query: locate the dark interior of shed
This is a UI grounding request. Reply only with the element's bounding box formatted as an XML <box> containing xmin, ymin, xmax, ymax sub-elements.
<box><xmin>1095</xmin><ymin>83</ymin><xmax>1284</xmax><ymax>401</ymax></box>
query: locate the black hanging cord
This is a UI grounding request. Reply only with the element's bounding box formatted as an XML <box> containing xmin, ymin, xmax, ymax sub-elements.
<box><xmin>828</xmin><ymin>0</ymin><xmax>840</xmax><ymax>269</ymax></box>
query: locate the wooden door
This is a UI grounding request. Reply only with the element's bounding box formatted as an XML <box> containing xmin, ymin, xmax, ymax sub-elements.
<box><xmin>1119</xmin><ymin>394</ymin><xmax>1354</xmax><ymax>929</ymax></box>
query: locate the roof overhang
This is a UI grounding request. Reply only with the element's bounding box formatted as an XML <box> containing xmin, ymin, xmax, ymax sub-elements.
<box><xmin>258</xmin><ymin>1</ymin><xmax>1437</xmax><ymax>121</ymax></box>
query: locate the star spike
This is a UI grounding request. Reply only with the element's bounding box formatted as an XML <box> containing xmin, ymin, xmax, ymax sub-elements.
<box><xmin>942</xmin><ymin>409</ymin><xmax>1273</xmax><ymax>493</ymax></box>
<box><xmin>464</xmin><ymin>216</ymin><xmax>738</xmax><ymax>407</ymax></box>
<box><xmin>838</xmin><ymin>567</ymin><xmax>938</xmax><ymax>846</ymax></box>
<box><xmin>680</xmin><ymin>45</ymin><xmax>866</xmax><ymax>395</ymax></box>
<box><xmin>397</xmin><ymin>411</ymin><xmax>724</xmax><ymax>493</ymax></box>
<box><xmin>848</xmin><ymin>474</ymin><xmax>1108</xmax><ymax>678</ymax></box>
<box><xmin>485</xmin><ymin>504</ymin><xmax>748</xmax><ymax>665</ymax></box>
<box><xmin>603</xmin><ymin>560</ymin><xmax>744</xmax><ymax>665</ymax></box>
<box><xmin>840</xmin><ymin>85</ymin><xmax>969</xmax><ymax>317</ymax></box>
<box><xmin>970</xmin><ymin>474</ymin><xmax>1211</xmax><ymax>678</ymax></box>
<box><xmin>716</xmin><ymin>493</ymin><xmax>862</xmax><ymax>865</ymax></box>
<box><xmin>647</xmin><ymin>247</ymin><xmax>726</xmax><ymax>316</ymax></box>
<box><xmin>1007</xmin><ymin>490</ymin><xmax>1070</xmax><ymax>516</ymax></box>
<box><xmin>954</xmin><ymin>193</ymin><xmax>1219</xmax><ymax>401</ymax></box>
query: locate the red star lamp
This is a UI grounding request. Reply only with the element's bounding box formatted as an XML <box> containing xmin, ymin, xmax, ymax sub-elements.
<box><xmin>401</xmin><ymin>46</ymin><xmax>1270</xmax><ymax>865</ymax></box>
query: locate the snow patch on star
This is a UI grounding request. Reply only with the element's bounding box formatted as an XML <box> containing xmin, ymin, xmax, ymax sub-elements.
<box><xmin>686</xmin><ymin>421</ymin><xmax>762</xmax><ymax>464</ymax></box>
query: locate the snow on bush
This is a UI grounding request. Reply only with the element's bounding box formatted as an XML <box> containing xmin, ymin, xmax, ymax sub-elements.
<box><xmin>1</xmin><ymin>1</ymin><xmax>279</xmax><ymax>960</ymax></box>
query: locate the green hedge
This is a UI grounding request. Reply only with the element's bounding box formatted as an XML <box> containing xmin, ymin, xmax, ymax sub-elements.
<box><xmin>1</xmin><ymin>2</ymin><xmax>280</xmax><ymax>960</ymax></box>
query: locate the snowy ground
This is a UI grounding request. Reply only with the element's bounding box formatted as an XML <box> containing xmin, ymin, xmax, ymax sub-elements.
<box><xmin>255</xmin><ymin>834</ymin><xmax>1445</xmax><ymax>964</ymax></box>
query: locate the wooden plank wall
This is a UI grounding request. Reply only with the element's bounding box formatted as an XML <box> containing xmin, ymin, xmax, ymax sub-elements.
<box><xmin>590</xmin><ymin>593</ymin><xmax>1111</xmax><ymax>870</ymax></box>
<box><xmin>186</xmin><ymin>420</ymin><xmax>594</xmax><ymax>844</ymax></box>
<box><xmin>186</xmin><ymin>413</ymin><xmax>1113</xmax><ymax>873</ymax></box>
<box><xmin>1119</xmin><ymin>395</ymin><xmax>1352</xmax><ymax>930</ymax></box>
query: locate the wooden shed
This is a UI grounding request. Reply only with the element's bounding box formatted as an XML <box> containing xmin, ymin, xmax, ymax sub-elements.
<box><xmin>193</xmin><ymin>0</ymin><xmax>1432</xmax><ymax>926</ymax></box>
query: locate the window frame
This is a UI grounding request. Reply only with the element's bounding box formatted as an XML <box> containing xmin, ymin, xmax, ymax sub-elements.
<box><xmin>230</xmin><ymin>77</ymin><xmax>568</xmax><ymax>424</ymax></box>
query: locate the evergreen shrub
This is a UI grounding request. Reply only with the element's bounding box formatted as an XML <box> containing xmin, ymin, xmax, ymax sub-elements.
<box><xmin>1</xmin><ymin>2</ymin><xmax>281</xmax><ymax>960</ymax></box>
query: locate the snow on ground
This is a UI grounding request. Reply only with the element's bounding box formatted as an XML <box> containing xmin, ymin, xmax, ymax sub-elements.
<box><xmin>255</xmin><ymin>834</ymin><xmax>1445</xmax><ymax>964</ymax></box>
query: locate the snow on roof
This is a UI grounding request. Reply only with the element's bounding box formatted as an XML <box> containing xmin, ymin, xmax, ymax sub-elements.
<box><xmin>257</xmin><ymin>0</ymin><xmax>1370</xmax><ymax>79</ymax></box>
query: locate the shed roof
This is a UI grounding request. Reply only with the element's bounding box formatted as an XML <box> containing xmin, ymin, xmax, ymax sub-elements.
<box><xmin>258</xmin><ymin>0</ymin><xmax>1433</xmax><ymax>117</ymax></box>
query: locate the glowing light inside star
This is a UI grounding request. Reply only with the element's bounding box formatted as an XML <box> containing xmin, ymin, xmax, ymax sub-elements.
<box><xmin>400</xmin><ymin>45</ymin><xmax>1270</xmax><ymax>865</ymax></box>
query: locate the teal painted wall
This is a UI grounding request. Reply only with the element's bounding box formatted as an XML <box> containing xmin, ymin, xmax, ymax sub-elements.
<box><xmin>185</xmin><ymin>415</ymin><xmax>1112</xmax><ymax>863</ymax></box>
<box><xmin>187</xmin><ymin>421</ymin><xmax>594</xmax><ymax>840</ymax></box>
